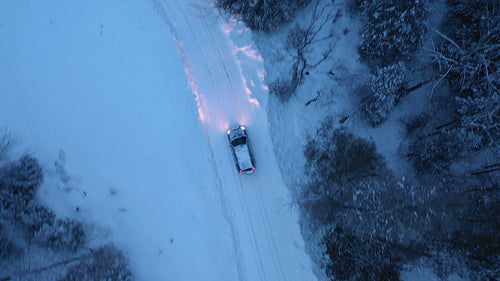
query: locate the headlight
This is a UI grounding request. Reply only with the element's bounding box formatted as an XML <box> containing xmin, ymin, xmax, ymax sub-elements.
<box><xmin>240</xmin><ymin>126</ymin><xmax>245</xmax><ymax>130</ymax></box>
<box><xmin>226</xmin><ymin>130</ymin><xmax>231</xmax><ymax>135</ymax></box>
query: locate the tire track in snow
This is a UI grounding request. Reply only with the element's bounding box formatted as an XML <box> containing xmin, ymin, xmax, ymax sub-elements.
<box><xmin>153</xmin><ymin>1</ymin><xmax>293</xmax><ymax>280</ymax></box>
<box><xmin>151</xmin><ymin>1</ymin><xmax>247</xmax><ymax>280</ymax></box>
<box><xmin>252</xmin><ymin>177</ymin><xmax>289</xmax><ymax>281</ymax></box>
<box><xmin>215</xmin><ymin>15</ymin><xmax>289</xmax><ymax>281</ymax></box>
<box><xmin>220</xmin><ymin>26</ymin><xmax>290</xmax><ymax>280</ymax></box>
<box><xmin>166</xmin><ymin>2</ymin><xmax>268</xmax><ymax>279</ymax></box>
<box><xmin>201</xmin><ymin>16</ymin><xmax>245</xmax><ymax>113</ymax></box>
<box><xmin>179</xmin><ymin>7</ymin><xmax>287</xmax><ymax>281</ymax></box>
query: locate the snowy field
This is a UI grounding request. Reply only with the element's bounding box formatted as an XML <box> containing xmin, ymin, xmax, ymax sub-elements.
<box><xmin>1</xmin><ymin>0</ymin><xmax>315</xmax><ymax>280</ymax></box>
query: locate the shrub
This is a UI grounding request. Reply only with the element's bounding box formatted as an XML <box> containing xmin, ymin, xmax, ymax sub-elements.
<box><xmin>0</xmin><ymin>155</ymin><xmax>43</xmax><ymax>202</ymax></box>
<box><xmin>60</xmin><ymin>244</ymin><xmax>134</xmax><ymax>281</ymax></box>
<box><xmin>323</xmin><ymin>227</ymin><xmax>402</xmax><ymax>281</ymax></box>
<box><xmin>34</xmin><ymin>218</ymin><xmax>86</xmax><ymax>252</ymax></box>
<box><xmin>269</xmin><ymin>78</ymin><xmax>298</xmax><ymax>102</ymax></box>
<box><xmin>0</xmin><ymin>155</ymin><xmax>45</xmax><ymax>228</ymax></box>
<box><xmin>18</xmin><ymin>201</ymin><xmax>56</xmax><ymax>238</ymax></box>
<box><xmin>285</xmin><ymin>26</ymin><xmax>308</xmax><ymax>50</ymax></box>
<box><xmin>361</xmin><ymin>62</ymin><xmax>407</xmax><ymax>127</ymax></box>
<box><xmin>304</xmin><ymin>122</ymin><xmax>386</xmax><ymax>189</ymax></box>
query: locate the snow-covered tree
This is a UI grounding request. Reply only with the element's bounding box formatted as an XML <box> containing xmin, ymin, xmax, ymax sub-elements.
<box><xmin>362</xmin><ymin>61</ymin><xmax>407</xmax><ymax>127</ymax></box>
<box><xmin>303</xmin><ymin>122</ymin><xmax>387</xmax><ymax>191</ymax></box>
<box><xmin>302</xmin><ymin>123</ymin><xmax>452</xmax><ymax>280</ymax></box>
<box><xmin>215</xmin><ymin>0</ymin><xmax>311</xmax><ymax>31</ymax></box>
<box><xmin>430</xmin><ymin>0</ymin><xmax>500</xmax><ymax>152</ymax></box>
<box><xmin>34</xmin><ymin>218</ymin><xmax>86</xmax><ymax>252</ymax></box>
<box><xmin>352</xmin><ymin>0</ymin><xmax>429</xmax><ymax>67</ymax></box>
<box><xmin>323</xmin><ymin>227</ymin><xmax>402</xmax><ymax>281</ymax></box>
<box><xmin>0</xmin><ymin>155</ymin><xmax>44</xmax><ymax>228</ymax></box>
<box><xmin>0</xmin><ymin>155</ymin><xmax>43</xmax><ymax>199</ymax></box>
<box><xmin>18</xmin><ymin>201</ymin><xmax>56</xmax><ymax>238</ymax></box>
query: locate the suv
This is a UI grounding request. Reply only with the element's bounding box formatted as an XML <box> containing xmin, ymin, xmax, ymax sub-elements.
<box><xmin>226</xmin><ymin>126</ymin><xmax>256</xmax><ymax>175</ymax></box>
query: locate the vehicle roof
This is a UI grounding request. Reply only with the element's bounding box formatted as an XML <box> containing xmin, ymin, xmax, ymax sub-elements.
<box><xmin>233</xmin><ymin>144</ymin><xmax>253</xmax><ymax>171</ymax></box>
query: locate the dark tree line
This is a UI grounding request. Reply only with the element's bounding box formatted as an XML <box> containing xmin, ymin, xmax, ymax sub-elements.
<box><xmin>302</xmin><ymin>120</ymin><xmax>499</xmax><ymax>280</ymax></box>
<box><xmin>301</xmin><ymin>121</ymin><xmax>434</xmax><ymax>280</ymax></box>
<box><xmin>350</xmin><ymin>0</ymin><xmax>430</xmax><ymax>127</ymax></box>
<box><xmin>407</xmin><ymin>0</ymin><xmax>499</xmax><ymax>177</ymax></box>
<box><xmin>304</xmin><ymin>1</ymin><xmax>500</xmax><ymax>279</ymax></box>
<box><xmin>0</xmin><ymin>143</ymin><xmax>133</xmax><ymax>280</ymax></box>
<box><xmin>215</xmin><ymin>0</ymin><xmax>499</xmax><ymax>279</ymax></box>
<box><xmin>411</xmin><ymin>0</ymin><xmax>500</xmax><ymax>165</ymax></box>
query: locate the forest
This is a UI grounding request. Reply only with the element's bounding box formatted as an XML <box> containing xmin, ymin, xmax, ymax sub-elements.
<box><xmin>217</xmin><ymin>0</ymin><xmax>499</xmax><ymax>280</ymax></box>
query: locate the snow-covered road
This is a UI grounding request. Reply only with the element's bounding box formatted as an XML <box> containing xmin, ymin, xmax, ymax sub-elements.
<box><xmin>0</xmin><ymin>0</ymin><xmax>315</xmax><ymax>280</ymax></box>
<box><xmin>156</xmin><ymin>1</ymin><xmax>315</xmax><ymax>280</ymax></box>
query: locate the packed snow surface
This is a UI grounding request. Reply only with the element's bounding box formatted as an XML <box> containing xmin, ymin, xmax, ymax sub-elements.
<box><xmin>0</xmin><ymin>0</ymin><xmax>316</xmax><ymax>280</ymax></box>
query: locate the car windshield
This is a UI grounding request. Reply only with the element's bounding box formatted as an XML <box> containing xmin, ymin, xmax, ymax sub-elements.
<box><xmin>231</xmin><ymin>136</ymin><xmax>247</xmax><ymax>147</ymax></box>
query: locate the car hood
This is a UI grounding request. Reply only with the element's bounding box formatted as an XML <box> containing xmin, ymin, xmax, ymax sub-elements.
<box><xmin>229</xmin><ymin>128</ymin><xmax>246</xmax><ymax>141</ymax></box>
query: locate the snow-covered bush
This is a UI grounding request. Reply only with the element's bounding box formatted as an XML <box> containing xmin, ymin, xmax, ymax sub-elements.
<box><xmin>301</xmin><ymin>121</ymin><xmax>392</xmax><ymax>228</ymax></box>
<box><xmin>323</xmin><ymin>227</ymin><xmax>402</xmax><ymax>281</ymax></box>
<box><xmin>303</xmin><ymin>123</ymin><xmax>386</xmax><ymax>190</ymax></box>
<box><xmin>34</xmin><ymin>218</ymin><xmax>86</xmax><ymax>252</ymax></box>
<box><xmin>0</xmin><ymin>155</ymin><xmax>43</xmax><ymax>200</ymax></box>
<box><xmin>285</xmin><ymin>26</ymin><xmax>307</xmax><ymax>50</ymax></box>
<box><xmin>18</xmin><ymin>201</ymin><xmax>56</xmax><ymax>238</ymax></box>
<box><xmin>215</xmin><ymin>0</ymin><xmax>311</xmax><ymax>31</ymax></box>
<box><xmin>60</xmin><ymin>244</ymin><xmax>133</xmax><ymax>281</ymax></box>
<box><xmin>352</xmin><ymin>0</ymin><xmax>429</xmax><ymax>67</ymax></box>
<box><xmin>0</xmin><ymin>155</ymin><xmax>45</xmax><ymax>228</ymax></box>
<box><xmin>302</xmin><ymin>123</ymin><xmax>444</xmax><ymax>279</ymax></box>
<box><xmin>408</xmin><ymin>131</ymin><xmax>462</xmax><ymax>176</ymax></box>
<box><xmin>361</xmin><ymin>61</ymin><xmax>407</xmax><ymax>127</ymax></box>
<box><xmin>269</xmin><ymin>78</ymin><xmax>298</xmax><ymax>102</ymax></box>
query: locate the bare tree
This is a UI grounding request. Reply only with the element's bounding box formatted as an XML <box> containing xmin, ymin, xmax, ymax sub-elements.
<box><xmin>273</xmin><ymin>0</ymin><xmax>338</xmax><ymax>101</ymax></box>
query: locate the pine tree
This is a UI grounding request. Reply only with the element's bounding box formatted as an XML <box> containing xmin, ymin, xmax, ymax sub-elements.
<box><xmin>354</xmin><ymin>0</ymin><xmax>429</xmax><ymax>67</ymax></box>
<box><xmin>362</xmin><ymin>62</ymin><xmax>407</xmax><ymax>127</ymax></box>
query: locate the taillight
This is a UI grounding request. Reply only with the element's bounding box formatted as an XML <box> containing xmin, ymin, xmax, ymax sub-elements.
<box><xmin>253</xmin><ymin>167</ymin><xmax>256</xmax><ymax>170</ymax></box>
<box><xmin>239</xmin><ymin>171</ymin><xmax>242</xmax><ymax>174</ymax></box>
